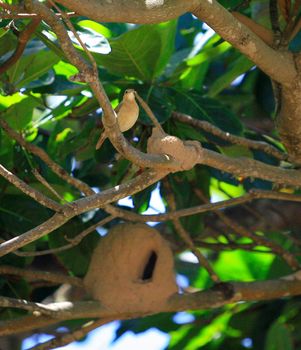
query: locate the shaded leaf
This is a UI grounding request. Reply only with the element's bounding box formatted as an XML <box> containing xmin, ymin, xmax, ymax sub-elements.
<box><xmin>208</xmin><ymin>55</ymin><xmax>254</xmax><ymax>97</ymax></box>
<box><xmin>95</xmin><ymin>21</ymin><xmax>177</xmax><ymax>80</ymax></box>
<box><xmin>265</xmin><ymin>322</ymin><xmax>294</xmax><ymax>350</ymax></box>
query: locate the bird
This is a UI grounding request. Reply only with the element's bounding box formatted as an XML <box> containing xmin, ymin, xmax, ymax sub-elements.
<box><xmin>95</xmin><ymin>89</ymin><xmax>139</xmax><ymax>150</ymax></box>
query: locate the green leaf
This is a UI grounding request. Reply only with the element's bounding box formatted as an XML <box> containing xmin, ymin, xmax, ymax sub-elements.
<box><xmin>95</xmin><ymin>21</ymin><xmax>177</xmax><ymax>81</ymax></box>
<box><xmin>78</xmin><ymin>20</ymin><xmax>113</xmax><ymax>39</ymax></box>
<box><xmin>0</xmin><ymin>94</ymin><xmax>41</xmax><ymax>130</ymax></box>
<box><xmin>186</xmin><ymin>41</ymin><xmax>232</xmax><ymax>67</ymax></box>
<box><xmin>136</xmin><ymin>85</ymin><xmax>174</xmax><ymax>125</ymax></box>
<box><xmin>214</xmin><ymin>250</ymin><xmax>274</xmax><ymax>281</ymax></box>
<box><xmin>208</xmin><ymin>55</ymin><xmax>254</xmax><ymax>97</ymax></box>
<box><xmin>173</xmin><ymin>90</ymin><xmax>243</xmax><ymax>135</ymax></box>
<box><xmin>132</xmin><ymin>183</ymin><xmax>156</xmax><ymax>213</ymax></box>
<box><xmin>35</xmin><ymin>31</ymin><xmax>67</xmax><ymax>60</ymax></box>
<box><xmin>265</xmin><ymin>322</ymin><xmax>294</xmax><ymax>350</ymax></box>
<box><xmin>0</xmin><ymin>31</ymin><xmax>17</xmax><ymax>59</ymax></box>
<box><xmin>7</xmin><ymin>50</ymin><xmax>60</xmax><ymax>88</ymax></box>
<box><xmin>48</xmin><ymin>219</ymin><xmax>100</xmax><ymax>276</ymax></box>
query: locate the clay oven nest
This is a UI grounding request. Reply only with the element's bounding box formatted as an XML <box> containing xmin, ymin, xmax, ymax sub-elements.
<box><xmin>84</xmin><ymin>223</ymin><xmax>178</xmax><ymax>313</ymax></box>
<box><xmin>147</xmin><ymin>127</ymin><xmax>203</xmax><ymax>172</ymax></box>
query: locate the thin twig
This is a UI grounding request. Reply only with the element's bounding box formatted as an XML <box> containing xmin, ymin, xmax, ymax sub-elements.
<box><xmin>15</xmin><ymin>215</ymin><xmax>115</xmax><ymax>256</ymax></box>
<box><xmin>0</xmin><ymin>265</ymin><xmax>83</xmax><ymax>287</ymax></box>
<box><xmin>29</xmin><ymin>318</ymin><xmax>113</xmax><ymax>350</ymax></box>
<box><xmin>0</xmin><ymin>18</ymin><xmax>40</xmax><ymax>75</ymax></box>
<box><xmin>173</xmin><ymin>112</ymin><xmax>288</xmax><ymax>161</ymax></box>
<box><xmin>194</xmin><ymin>240</ymin><xmax>271</xmax><ymax>252</ymax></box>
<box><xmin>163</xmin><ymin>178</ymin><xmax>220</xmax><ymax>282</ymax></box>
<box><xmin>106</xmin><ymin>189</ymin><xmax>301</xmax><ymax>222</ymax></box>
<box><xmin>32</xmin><ymin>169</ymin><xmax>66</xmax><ymax>203</ymax></box>
<box><xmin>0</xmin><ymin>163</ymin><xmax>62</xmax><ymax>212</ymax></box>
<box><xmin>0</xmin><ymin>118</ymin><xmax>94</xmax><ymax>196</ymax></box>
<box><xmin>47</xmin><ymin>0</ymin><xmax>98</xmax><ymax>74</ymax></box>
<box><xmin>195</xmin><ymin>188</ymin><xmax>300</xmax><ymax>270</ymax></box>
<box><xmin>0</xmin><ymin>1</ymin><xmax>21</xmax><ymax>12</ymax></box>
<box><xmin>0</xmin><ymin>169</ymin><xmax>166</xmax><ymax>257</ymax></box>
<box><xmin>134</xmin><ymin>92</ymin><xmax>165</xmax><ymax>133</ymax></box>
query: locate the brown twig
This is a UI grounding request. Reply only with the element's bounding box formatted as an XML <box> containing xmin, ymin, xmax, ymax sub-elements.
<box><xmin>0</xmin><ymin>1</ymin><xmax>21</xmax><ymax>12</ymax></box>
<box><xmin>0</xmin><ymin>18</ymin><xmax>41</xmax><ymax>75</ymax></box>
<box><xmin>163</xmin><ymin>178</ymin><xmax>220</xmax><ymax>282</ymax></box>
<box><xmin>0</xmin><ymin>168</ymin><xmax>166</xmax><ymax>257</ymax></box>
<box><xmin>194</xmin><ymin>240</ymin><xmax>270</xmax><ymax>252</ymax></box>
<box><xmin>0</xmin><ymin>118</ymin><xmax>94</xmax><ymax>196</ymax></box>
<box><xmin>47</xmin><ymin>0</ymin><xmax>98</xmax><ymax>74</ymax></box>
<box><xmin>15</xmin><ymin>215</ymin><xmax>115</xmax><ymax>256</ymax></box>
<box><xmin>1</xmin><ymin>271</ymin><xmax>301</xmax><ymax>336</ymax></box>
<box><xmin>106</xmin><ymin>189</ymin><xmax>301</xmax><ymax>223</ymax></box>
<box><xmin>0</xmin><ymin>163</ymin><xmax>62</xmax><ymax>212</ymax></box>
<box><xmin>134</xmin><ymin>92</ymin><xmax>165</xmax><ymax>133</ymax></box>
<box><xmin>0</xmin><ymin>265</ymin><xmax>83</xmax><ymax>287</ymax></box>
<box><xmin>173</xmin><ymin>112</ymin><xmax>288</xmax><ymax>161</ymax></box>
<box><xmin>29</xmin><ymin>318</ymin><xmax>112</xmax><ymax>350</ymax></box>
<box><xmin>32</xmin><ymin>169</ymin><xmax>67</xmax><ymax>203</ymax></box>
<box><xmin>195</xmin><ymin>188</ymin><xmax>300</xmax><ymax>270</ymax></box>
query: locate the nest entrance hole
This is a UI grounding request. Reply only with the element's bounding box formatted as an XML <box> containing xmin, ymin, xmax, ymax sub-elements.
<box><xmin>141</xmin><ymin>250</ymin><xmax>158</xmax><ymax>281</ymax></box>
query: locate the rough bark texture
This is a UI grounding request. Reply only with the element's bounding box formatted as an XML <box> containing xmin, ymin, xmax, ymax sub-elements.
<box><xmin>278</xmin><ymin>83</ymin><xmax>301</xmax><ymax>163</ymax></box>
<box><xmin>56</xmin><ymin>0</ymin><xmax>198</xmax><ymax>24</ymax></box>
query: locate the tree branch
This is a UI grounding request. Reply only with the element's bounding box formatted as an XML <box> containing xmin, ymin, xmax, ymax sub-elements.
<box><xmin>0</xmin><ymin>164</ymin><xmax>62</xmax><ymax>212</ymax></box>
<box><xmin>30</xmin><ymin>318</ymin><xmax>111</xmax><ymax>350</ymax></box>
<box><xmin>16</xmin><ymin>215</ymin><xmax>114</xmax><ymax>256</ymax></box>
<box><xmin>0</xmin><ymin>18</ymin><xmax>40</xmax><ymax>75</ymax></box>
<box><xmin>1</xmin><ymin>271</ymin><xmax>301</xmax><ymax>336</ymax></box>
<box><xmin>163</xmin><ymin>178</ymin><xmax>220</xmax><ymax>282</ymax></box>
<box><xmin>55</xmin><ymin>0</ymin><xmax>198</xmax><ymax>24</ymax></box>
<box><xmin>0</xmin><ymin>169</ymin><xmax>167</xmax><ymax>257</ymax></box>
<box><xmin>104</xmin><ymin>190</ymin><xmax>301</xmax><ymax>222</ymax></box>
<box><xmin>173</xmin><ymin>112</ymin><xmax>287</xmax><ymax>161</ymax></box>
<box><xmin>192</xmin><ymin>1</ymin><xmax>295</xmax><ymax>85</ymax></box>
<box><xmin>201</xmin><ymin>149</ymin><xmax>301</xmax><ymax>187</ymax></box>
<box><xmin>0</xmin><ymin>265</ymin><xmax>83</xmax><ymax>287</ymax></box>
<box><xmin>52</xmin><ymin>0</ymin><xmax>296</xmax><ymax>85</ymax></box>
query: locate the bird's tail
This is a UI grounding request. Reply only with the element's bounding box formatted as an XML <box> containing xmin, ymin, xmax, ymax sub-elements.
<box><xmin>95</xmin><ymin>132</ymin><xmax>107</xmax><ymax>150</ymax></box>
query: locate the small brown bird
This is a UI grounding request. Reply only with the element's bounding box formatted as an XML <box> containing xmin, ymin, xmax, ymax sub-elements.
<box><xmin>95</xmin><ymin>89</ymin><xmax>139</xmax><ymax>150</ymax></box>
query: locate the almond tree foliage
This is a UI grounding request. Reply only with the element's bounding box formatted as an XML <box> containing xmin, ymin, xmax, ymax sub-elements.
<box><xmin>1</xmin><ymin>0</ymin><xmax>301</xmax><ymax>349</ymax></box>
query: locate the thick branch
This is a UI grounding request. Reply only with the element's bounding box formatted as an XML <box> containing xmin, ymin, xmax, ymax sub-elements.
<box><xmin>55</xmin><ymin>0</ymin><xmax>198</xmax><ymax>24</ymax></box>
<box><xmin>202</xmin><ymin>149</ymin><xmax>301</xmax><ymax>187</ymax></box>
<box><xmin>1</xmin><ymin>271</ymin><xmax>301</xmax><ymax>336</ymax></box>
<box><xmin>277</xmin><ymin>84</ymin><xmax>301</xmax><ymax>164</ymax></box>
<box><xmin>53</xmin><ymin>0</ymin><xmax>296</xmax><ymax>85</ymax></box>
<box><xmin>32</xmin><ymin>2</ymin><xmax>178</xmax><ymax>170</ymax></box>
<box><xmin>0</xmin><ymin>169</ymin><xmax>166</xmax><ymax>257</ymax></box>
<box><xmin>192</xmin><ymin>2</ymin><xmax>295</xmax><ymax>85</ymax></box>
<box><xmin>166</xmin><ymin>272</ymin><xmax>301</xmax><ymax>312</ymax></box>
